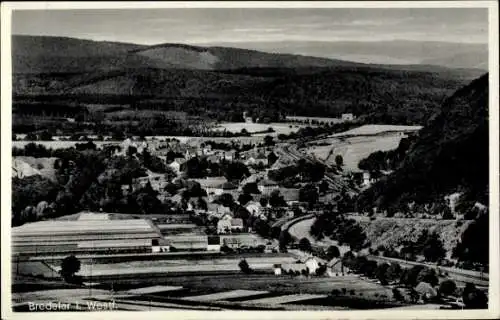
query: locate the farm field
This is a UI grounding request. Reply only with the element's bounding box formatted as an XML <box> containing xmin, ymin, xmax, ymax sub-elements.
<box><xmin>306</xmin><ymin>134</ymin><xmax>404</xmax><ymax>171</ymax></box>
<box><xmin>331</xmin><ymin>124</ymin><xmax>422</xmax><ymax>137</ymax></box>
<box><xmin>213</xmin><ymin>122</ymin><xmax>309</xmax><ymax>136</ymax></box>
<box><xmin>288</xmin><ymin>218</ymin><xmax>351</xmax><ymax>255</ymax></box>
<box><xmin>113</xmin><ymin>273</ymin><xmax>395</xmax><ymax>306</ymax></box>
<box><xmin>50</xmin><ymin>256</ymin><xmax>298</xmax><ymax>277</ymax></box>
<box><xmin>285</xmin><ymin>116</ymin><xmax>345</xmax><ymax>124</ymax></box>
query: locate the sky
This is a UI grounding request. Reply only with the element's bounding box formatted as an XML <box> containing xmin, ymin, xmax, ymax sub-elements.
<box><xmin>12</xmin><ymin>8</ymin><xmax>489</xmax><ymax>46</ymax></box>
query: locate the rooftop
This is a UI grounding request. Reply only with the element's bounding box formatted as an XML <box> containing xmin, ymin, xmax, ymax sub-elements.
<box><xmin>259</xmin><ymin>179</ymin><xmax>278</xmax><ymax>187</ymax></box>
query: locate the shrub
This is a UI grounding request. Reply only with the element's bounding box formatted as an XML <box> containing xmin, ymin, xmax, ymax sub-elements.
<box><xmin>238</xmin><ymin>259</ymin><xmax>252</xmax><ymax>274</ymax></box>
<box><xmin>60</xmin><ymin>255</ymin><xmax>81</xmax><ymax>283</ymax></box>
<box><xmin>439</xmin><ymin>280</ymin><xmax>457</xmax><ymax>296</ymax></box>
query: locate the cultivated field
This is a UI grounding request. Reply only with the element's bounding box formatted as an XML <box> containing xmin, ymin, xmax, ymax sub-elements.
<box><xmin>213</xmin><ymin>122</ymin><xmax>309</xmax><ymax>136</ymax></box>
<box><xmin>307</xmin><ymin>134</ymin><xmax>404</xmax><ymax>171</ymax></box>
<box><xmin>288</xmin><ymin>218</ymin><xmax>351</xmax><ymax>255</ymax></box>
<box><xmin>61</xmin><ymin>256</ymin><xmax>298</xmax><ymax>277</ymax></box>
<box><xmin>331</xmin><ymin>124</ymin><xmax>422</xmax><ymax>137</ymax></box>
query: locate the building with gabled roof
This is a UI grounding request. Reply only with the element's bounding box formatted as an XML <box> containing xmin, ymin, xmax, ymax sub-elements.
<box><xmin>258</xmin><ymin>179</ymin><xmax>279</xmax><ymax>195</ymax></box>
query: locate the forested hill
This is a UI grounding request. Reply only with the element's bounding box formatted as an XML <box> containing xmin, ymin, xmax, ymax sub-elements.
<box><xmin>357</xmin><ymin>73</ymin><xmax>489</xmax><ymax>212</ymax></box>
<box><xmin>12</xmin><ymin>35</ymin><xmax>484</xmax><ymax>125</ymax></box>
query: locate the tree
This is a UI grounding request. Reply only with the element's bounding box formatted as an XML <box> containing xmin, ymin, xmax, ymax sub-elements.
<box><xmin>452</xmin><ymin>211</ymin><xmax>489</xmax><ymax>265</ymax></box>
<box><xmin>439</xmin><ymin>280</ymin><xmax>457</xmax><ymax>296</ymax></box>
<box><xmin>375</xmin><ymin>263</ymin><xmax>390</xmax><ymax>285</ymax></box>
<box><xmin>335</xmin><ymin>155</ymin><xmax>344</xmax><ymax>167</ymax></box>
<box><xmin>416</xmin><ymin>268</ymin><xmax>439</xmax><ymax>287</ymax></box>
<box><xmin>299</xmin><ymin>184</ymin><xmax>319</xmax><ymax>209</ymax></box>
<box><xmin>326</xmin><ymin>245</ymin><xmax>341</xmax><ymax>260</ymax></box>
<box><xmin>238</xmin><ymin>259</ymin><xmax>252</xmax><ymax>274</ymax></box>
<box><xmin>264</xmin><ymin>135</ymin><xmax>275</xmax><ymax>146</ymax></box>
<box><xmin>223</xmin><ymin>162</ymin><xmax>250</xmax><ymax>181</ymax></box>
<box><xmin>216</xmin><ymin>193</ymin><xmax>235</xmax><ymax>208</ymax></box>
<box><xmin>298</xmin><ymin>237</ymin><xmax>312</xmax><ymax>252</ymax></box>
<box><xmin>197</xmin><ymin>197</ymin><xmax>208</xmax><ymax>211</ymax></box>
<box><xmin>319</xmin><ymin>180</ymin><xmax>329</xmax><ymax>194</ymax></box>
<box><xmin>259</xmin><ymin>197</ymin><xmax>269</xmax><ymax>207</ymax></box>
<box><xmin>269</xmin><ymin>190</ymin><xmax>286</xmax><ymax>207</ymax></box>
<box><xmin>243</xmin><ymin>182</ymin><xmax>260</xmax><ymax>194</ymax></box>
<box><xmin>39</xmin><ymin>131</ymin><xmax>53</xmax><ymax>141</ymax></box>
<box><xmin>267</xmin><ymin>152</ymin><xmax>278</xmax><ymax>166</ymax></box>
<box><xmin>392</xmin><ymin>288</ymin><xmax>404</xmax><ymax>302</ymax></box>
<box><xmin>60</xmin><ymin>255</ymin><xmax>81</xmax><ymax>282</ymax></box>
<box><xmin>400</xmin><ymin>265</ymin><xmax>425</xmax><ymax>287</ymax></box>
<box><xmin>386</xmin><ymin>262</ymin><xmax>403</xmax><ymax>282</ymax></box>
<box><xmin>238</xmin><ymin>193</ymin><xmax>253</xmax><ymax>206</ymax></box>
<box><xmin>422</xmin><ymin>232</ymin><xmax>446</xmax><ymax>262</ymax></box>
<box><xmin>279</xmin><ymin>230</ymin><xmax>291</xmax><ymax>252</ymax></box>
<box><xmin>462</xmin><ymin>283</ymin><xmax>488</xmax><ymax>309</ymax></box>
<box><xmin>315</xmin><ymin>264</ymin><xmax>327</xmax><ymax>276</ymax></box>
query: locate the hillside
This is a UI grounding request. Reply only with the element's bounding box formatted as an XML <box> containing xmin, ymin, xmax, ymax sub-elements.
<box><xmin>358</xmin><ymin>218</ymin><xmax>473</xmax><ymax>259</ymax></box>
<box><xmin>207</xmin><ymin>40</ymin><xmax>488</xmax><ymax>71</ymax></box>
<box><xmin>357</xmin><ymin>73</ymin><xmax>489</xmax><ymax>211</ymax></box>
<box><xmin>11</xmin><ymin>35</ymin><xmax>483</xmax><ymax>129</ymax></box>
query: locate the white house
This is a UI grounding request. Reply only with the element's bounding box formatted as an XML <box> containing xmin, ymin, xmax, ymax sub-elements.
<box><xmin>245</xmin><ymin>201</ymin><xmax>262</xmax><ymax>217</ymax></box>
<box><xmin>217</xmin><ymin>214</ymin><xmax>233</xmax><ymax>234</ymax></box>
<box><xmin>304</xmin><ymin>257</ymin><xmax>320</xmax><ymax>275</ymax></box>
<box><xmin>258</xmin><ymin>179</ymin><xmax>279</xmax><ymax>195</ymax></box>
<box><xmin>194</xmin><ymin>177</ymin><xmax>228</xmax><ymax>195</ymax></box>
<box><xmin>230</xmin><ymin>218</ymin><xmax>244</xmax><ymax>232</ymax></box>
<box><xmin>207</xmin><ymin>236</ymin><xmax>221</xmax><ymax>252</ymax></box>
<box><xmin>151</xmin><ymin>239</ymin><xmax>170</xmax><ymax>253</ymax></box>
<box><xmin>273</xmin><ymin>264</ymin><xmax>282</xmax><ymax>275</ymax></box>
<box><xmin>341</xmin><ymin>113</ymin><xmax>355</xmax><ymax>121</ymax></box>
<box><xmin>169</xmin><ymin>158</ymin><xmax>186</xmax><ymax>175</ymax></box>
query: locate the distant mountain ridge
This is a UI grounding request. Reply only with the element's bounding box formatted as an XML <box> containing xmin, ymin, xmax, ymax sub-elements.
<box><xmin>202</xmin><ymin>40</ymin><xmax>489</xmax><ymax>71</ymax></box>
<box><xmin>12</xmin><ymin>35</ymin><xmax>486</xmax><ymax>74</ymax></box>
<box><xmin>11</xmin><ymin>35</ymin><xmax>485</xmax><ymax>126</ymax></box>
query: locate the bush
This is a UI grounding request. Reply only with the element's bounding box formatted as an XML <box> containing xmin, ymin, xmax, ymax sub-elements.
<box><xmin>238</xmin><ymin>259</ymin><xmax>252</xmax><ymax>274</ymax></box>
<box><xmin>439</xmin><ymin>280</ymin><xmax>457</xmax><ymax>296</ymax></box>
<box><xmin>392</xmin><ymin>288</ymin><xmax>404</xmax><ymax>301</ymax></box>
<box><xmin>60</xmin><ymin>255</ymin><xmax>81</xmax><ymax>282</ymax></box>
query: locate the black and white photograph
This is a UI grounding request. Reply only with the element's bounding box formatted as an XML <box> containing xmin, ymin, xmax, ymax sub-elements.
<box><xmin>1</xmin><ymin>1</ymin><xmax>498</xmax><ymax>319</ymax></box>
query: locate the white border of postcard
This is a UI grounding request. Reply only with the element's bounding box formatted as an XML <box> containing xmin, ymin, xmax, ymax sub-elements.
<box><xmin>1</xmin><ymin>1</ymin><xmax>499</xmax><ymax>320</ymax></box>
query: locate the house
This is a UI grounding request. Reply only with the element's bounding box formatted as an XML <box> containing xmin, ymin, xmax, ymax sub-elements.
<box><xmin>207</xmin><ymin>203</ymin><xmax>232</xmax><ymax>217</ymax></box>
<box><xmin>258</xmin><ymin>179</ymin><xmax>279</xmax><ymax>195</ymax></box>
<box><xmin>244</xmin><ymin>156</ymin><xmax>257</xmax><ymax>166</ymax></box>
<box><xmin>280</xmin><ymin>262</ymin><xmax>310</xmax><ymax>275</ymax></box>
<box><xmin>170</xmin><ymin>193</ymin><xmax>184</xmax><ymax>205</ymax></box>
<box><xmin>218</xmin><ymin>182</ymin><xmax>239</xmax><ymax>198</ymax></box>
<box><xmin>206</xmin><ymin>154</ymin><xmax>220</xmax><ymax>164</ymax></box>
<box><xmin>415</xmin><ymin>282</ymin><xmax>438</xmax><ymax>301</ymax></box>
<box><xmin>193</xmin><ymin>177</ymin><xmax>227</xmax><ymax>195</ymax></box>
<box><xmin>304</xmin><ymin>257</ymin><xmax>320</xmax><ymax>275</ymax></box>
<box><xmin>280</xmin><ymin>187</ymin><xmax>300</xmax><ymax>204</ymax></box>
<box><xmin>230</xmin><ymin>218</ymin><xmax>244</xmax><ymax>232</ymax></box>
<box><xmin>273</xmin><ymin>264</ymin><xmax>282</xmax><ymax>275</ymax></box>
<box><xmin>326</xmin><ymin>258</ymin><xmax>347</xmax><ymax>277</ymax></box>
<box><xmin>169</xmin><ymin>158</ymin><xmax>186</xmax><ymax>175</ymax></box>
<box><xmin>207</xmin><ymin>235</ymin><xmax>221</xmax><ymax>252</ymax></box>
<box><xmin>245</xmin><ymin>201</ymin><xmax>262</xmax><ymax>217</ymax></box>
<box><xmin>255</xmin><ymin>153</ymin><xmax>268</xmax><ymax>166</ymax></box>
<box><xmin>341</xmin><ymin>113</ymin><xmax>355</xmax><ymax>121</ymax></box>
<box><xmin>151</xmin><ymin>239</ymin><xmax>171</xmax><ymax>253</ymax></box>
<box><xmin>217</xmin><ymin>215</ymin><xmax>233</xmax><ymax>234</ymax></box>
